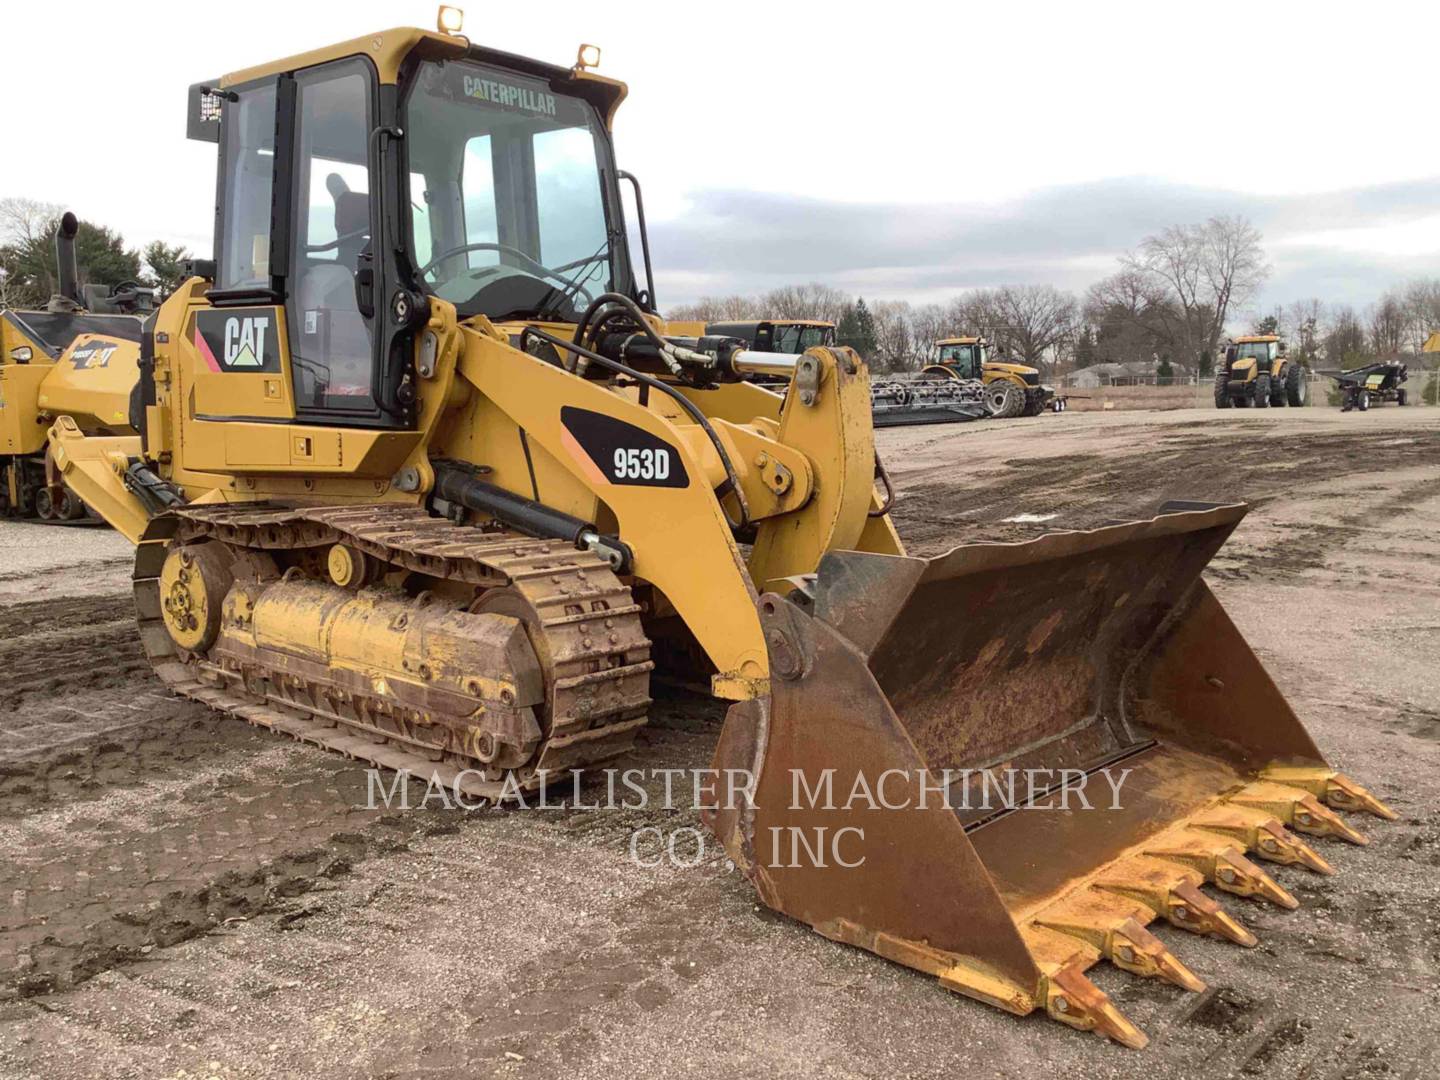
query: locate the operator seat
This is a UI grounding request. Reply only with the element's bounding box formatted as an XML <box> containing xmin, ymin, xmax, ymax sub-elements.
<box><xmin>292</xmin><ymin>174</ymin><xmax>375</xmax><ymax>404</ymax></box>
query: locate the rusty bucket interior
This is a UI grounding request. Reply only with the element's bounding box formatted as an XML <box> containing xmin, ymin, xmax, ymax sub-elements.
<box><xmin>708</xmin><ymin>501</ymin><xmax>1394</xmax><ymax>1049</ymax></box>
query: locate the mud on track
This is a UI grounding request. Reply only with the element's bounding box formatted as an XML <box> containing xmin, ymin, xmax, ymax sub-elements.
<box><xmin>0</xmin><ymin>407</ymin><xmax>1436</xmax><ymax>1079</ymax></box>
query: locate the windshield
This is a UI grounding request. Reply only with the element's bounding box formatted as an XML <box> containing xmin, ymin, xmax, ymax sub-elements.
<box><xmin>404</xmin><ymin>59</ymin><xmax>627</xmax><ymax>322</ymax></box>
<box><xmin>938</xmin><ymin>343</ymin><xmax>981</xmax><ymax>363</ymax></box>
<box><xmin>1234</xmin><ymin>341</ymin><xmax>1278</xmax><ymax>362</ymax></box>
<box><xmin>773</xmin><ymin>324</ymin><xmax>835</xmax><ymax>352</ymax></box>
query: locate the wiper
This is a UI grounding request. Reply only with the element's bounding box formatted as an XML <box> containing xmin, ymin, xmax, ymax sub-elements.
<box><xmin>533</xmin><ymin>239</ymin><xmax>612</xmax><ymax>321</ymax></box>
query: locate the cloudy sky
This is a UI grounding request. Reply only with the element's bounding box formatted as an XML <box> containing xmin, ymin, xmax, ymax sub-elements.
<box><xmin>7</xmin><ymin>0</ymin><xmax>1438</xmax><ymax>312</ymax></box>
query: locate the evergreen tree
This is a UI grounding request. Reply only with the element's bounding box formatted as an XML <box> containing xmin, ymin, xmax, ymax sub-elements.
<box><xmin>851</xmin><ymin>297</ymin><xmax>878</xmax><ymax>359</ymax></box>
<box><xmin>1073</xmin><ymin>326</ymin><xmax>1096</xmax><ymax>369</ymax></box>
<box><xmin>836</xmin><ymin>302</ymin><xmax>861</xmax><ymax>350</ymax></box>
<box><xmin>142</xmin><ymin>240</ymin><xmax>194</xmax><ymax>297</ymax></box>
<box><xmin>0</xmin><ymin>213</ymin><xmax>143</xmax><ymax>307</ymax></box>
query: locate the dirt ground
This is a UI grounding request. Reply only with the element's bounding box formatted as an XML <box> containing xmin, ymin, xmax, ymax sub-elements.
<box><xmin>0</xmin><ymin>405</ymin><xmax>1436</xmax><ymax>1080</ymax></box>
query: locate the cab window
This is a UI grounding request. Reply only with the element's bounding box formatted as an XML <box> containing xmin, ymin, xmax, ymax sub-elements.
<box><xmin>217</xmin><ymin>84</ymin><xmax>277</xmax><ymax>290</ymax></box>
<box><xmin>404</xmin><ymin>59</ymin><xmax>625</xmax><ymax>323</ymax></box>
<box><xmin>773</xmin><ymin>325</ymin><xmax>802</xmax><ymax>353</ymax></box>
<box><xmin>286</xmin><ymin>59</ymin><xmax>377</xmax><ymax>415</ymax></box>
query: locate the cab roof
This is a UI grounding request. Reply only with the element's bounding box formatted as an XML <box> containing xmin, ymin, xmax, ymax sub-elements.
<box><xmin>937</xmin><ymin>336</ymin><xmax>982</xmax><ymax>346</ymax></box>
<box><xmin>1235</xmin><ymin>335</ymin><xmax>1281</xmax><ymax>344</ymax></box>
<box><xmin>215</xmin><ymin>26</ymin><xmax>628</xmax><ymax>124</ymax></box>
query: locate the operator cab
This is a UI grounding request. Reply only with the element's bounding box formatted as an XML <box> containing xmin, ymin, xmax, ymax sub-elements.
<box><xmin>1230</xmin><ymin>336</ymin><xmax>1283</xmax><ymax>368</ymax></box>
<box><xmin>772</xmin><ymin>321</ymin><xmax>835</xmax><ymax>353</ymax></box>
<box><xmin>705</xmin><ymin>320</ymin><xmax>835</xmax><ymax>354</ymax></box>
<box><xmin>935</xmin><ymin>336</ymin><xmax>987</xmax><ymax>380</ymax></box>
<box><xmin>188</xmin><ymin>22</ymin><xmax>636</xmax><ymax>429</ymax></box>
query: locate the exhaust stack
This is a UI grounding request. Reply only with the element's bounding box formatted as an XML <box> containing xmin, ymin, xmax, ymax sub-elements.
<box><xmin>51</xmin><ymin>211</ymin><xmax>83</xmax><ymax>311</ymax></box>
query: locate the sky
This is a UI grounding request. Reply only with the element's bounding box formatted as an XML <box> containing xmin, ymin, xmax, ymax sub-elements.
<box><xmin>6</xmin><ymin>0</ymin><xmax>1438</xmax><ymax>314</ymax></box>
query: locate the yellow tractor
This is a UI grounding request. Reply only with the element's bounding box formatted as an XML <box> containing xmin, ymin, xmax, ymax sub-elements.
<box><xmin>926</xmin><ymin>336</ymin><xmax>1061</xmax><ymax>417</ymax></box>
<box><xmin>1215</xmin><ymin>334</ymin><xmax>1307</xmax><ymax>409</ymax></box>
<box><xmin>1</xmin><ymin>213</ymin><xmax>150</xmax><ymax>520</ymax></box>
<box><xmin>52</xmin><ymin>13</ymin><xmax>1391</xmax><ymax>1048</ymax></box>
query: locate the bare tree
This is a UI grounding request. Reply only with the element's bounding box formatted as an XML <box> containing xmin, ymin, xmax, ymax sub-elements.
<box><xmin>1084</xmin><ymin>268</ymin><xmax>1180</xmax><ymax>367</ymax></box>
<box><xmin>986</xmin><ymin>285</ymin><xmax>1078</xmax><ymax>370</ymax></box>
<box><xmin>1401</xmin><ymin>278</ymin><xmax>1440</xmax><ymax>354</ymax></box>
<box><xmin>1324</xmin><ymin>305</ymin><xmax>1367</xmax><ymax>367</ymax></box>
<box><xmin>0</xmin><ymin>197</ymin><xmax>63</xmax><ymax>307</ymax></box>
<box><xmin>907</xmin><ymin>304</ymin><xmax>949</xmax><ymax>366</ymax></box>
<box><xmin>0</xmin><ymin>197</ymin><xmax>60</xmax><ymax>248</ymax></box>
<box><xmin>759</xmin><ymin>283</ymin><xmax>851</xmax><ymax>325</ymax></box>
<box><xmin>1282</xmin><ymin>298</ymin><xmax>1326</xmax><ymax>364</ymax></box>
<box><xmin>665</xmin><ymin>294</ymin><xmax>756</xmax><ymax>322</ymax></box>
<box><xmin>1367</xmin><ymin>292</ymin><xmax>1406</xmax><ymax>357</ymax></box>
<box><xmin>1122</xmin><ymin>215</ymin><xmax>1269</xmax><ymax>368</ymax></box>
<box><xmin>869</xmin><ymin>299</ymin><xmax>914</xmax><ymax>373</ymax></box>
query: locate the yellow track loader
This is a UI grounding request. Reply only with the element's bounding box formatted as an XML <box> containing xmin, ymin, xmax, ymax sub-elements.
<box><xmin>51</xmin><ymin>12</ymin><xmax>1393</xmax><ymax>1048</ymax></box>
<box><xmin>1</xmin><ymin>213</ymin><xmax>149</xmax><ymax>520</ymax></box>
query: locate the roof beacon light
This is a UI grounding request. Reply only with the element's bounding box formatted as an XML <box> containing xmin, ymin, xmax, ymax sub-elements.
<box><xmin>437</xmin><ymin>6</ymin><xmax>464</xmax><ymax>34</ymax></box>
<box><xmin>576</xmin><ymin>43</ymin><xmax>601</xmax><ymax>70</ymax></box>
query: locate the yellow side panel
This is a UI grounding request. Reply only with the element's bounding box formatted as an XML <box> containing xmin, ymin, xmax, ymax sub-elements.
<box><xmin>0</xmin><ymin>363</ymin><xmax>52</xmax><ymax>455</ymax></box>
<box><xmin>221</xmin><ymin>425</ymin><xmax>345</xmax><ymax>468</ymax></box>
<box><xmin>36</xmin><ymin>334</ymin><xmax>140</xmax><ymax>432</ymax></box>
<box><xmin>187</xmin><ymin>309</ymin><xmax>297</xmax><ymax>422</ymax></box>
<box><xmin>437</xmin><ymin>392</ymin><xmax>601</xmax><ymax>524</ymax></box>
<box><xmin>222</xmin><ymin>425</ymin><xmax>291</xmax><ymax>467</ymax></box>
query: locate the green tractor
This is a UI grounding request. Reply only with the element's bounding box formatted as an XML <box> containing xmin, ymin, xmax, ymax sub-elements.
<box><xmin>1215</xmin><ymin>335</ymin><xmax>1307</xmax><ymax>409</ymax></box>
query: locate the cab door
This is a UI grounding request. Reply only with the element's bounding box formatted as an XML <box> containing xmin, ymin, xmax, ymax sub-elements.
<box><xmin>189</xmin><ymin>77</ymin><xmax>298</xmax><ymax>426</ymax></box>
<box><xmin>183</xmin><ymin>57</ymin><xmax>408</xmax><ymax>473</ymax></box>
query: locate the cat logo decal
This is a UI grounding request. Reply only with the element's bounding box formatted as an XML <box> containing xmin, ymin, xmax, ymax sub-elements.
<box><xmin>193</xmin><ymin>308</ymin><xmax>282</xmax><ymax>374</ymax></box>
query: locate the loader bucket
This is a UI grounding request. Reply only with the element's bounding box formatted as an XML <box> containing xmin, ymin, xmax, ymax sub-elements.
<box><xmin>706</xmin><ymin>501</ymin><xmax>1394</xmax><ymax>1049</ymax></box>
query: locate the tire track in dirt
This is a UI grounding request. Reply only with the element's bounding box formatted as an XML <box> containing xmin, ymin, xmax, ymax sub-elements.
<box><xmin>0</xmin><ymin>590</ymin><xmax>479</xmax><ymax>1003</ymax></box>
<box><xmin>0</xmin><ymin>595</ymin><xmax>148</xmax><ymax>715</ymax></box>
<box><xmin>0</xmin><ymin>746</ymin><xmax>467</xmax><ymax>1001</ymax></box>
<box><xmin>890</xmin><ymin>427</ymin><xmax>1440</xmax><ymax>554</ymax></box>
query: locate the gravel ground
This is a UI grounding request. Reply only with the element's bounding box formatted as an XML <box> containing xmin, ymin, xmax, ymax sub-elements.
<box><xmin>0</xmin><ymin>406</ymin><xmax>1435</xmax><ymax>1080</ymax></box>
<box><xmin>0</xmin><ymin>520</ymin><xmax>131</xmax><ymax>602</ymax></box>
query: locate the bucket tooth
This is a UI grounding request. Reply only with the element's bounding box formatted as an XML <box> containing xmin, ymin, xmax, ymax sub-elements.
<box><xmin>1324</xmin><ymin>773</ymin><xmax>1398</xmax><ymax>821</ymax></box>
<box><xmin>1140</xmin><ymin>835</ymin><xmax>1301</xmax><ymax>910</ymax></box>
<box><xmin>1143</xmin><ymin>831</ymin><xmax>1298</xmax><ymax>909</ymax></box>
<box><xmin>1047</xmin><ymin>963</ymin><xmax>1149</xmax><ymax>1049</ymax></box>
<box><xmin>1294</xmin><ymin>795</ymin><xmax>1369</xmax><ymax>845</ymax></box>
<box><xmin>1166</xmin><ymin>881</ymin><xmax>1258</xmax><ymax>947</ymax></box>
<box><xmin>1110</xmin><ymin>918</ymin><xmax>1206</xmax><ymax>991</ymax></box>
<box><xmin>1030</xmin><ymin>893</ymin><xmax>1205</xmax><ymax>992</ymax></box>
<box><xmin>1191</xmin><ymin>807</ymin><xmax>1336</xmax><ymax>874</ymax></box>
<box><xmin>1232</xmin><ymin>783</ymin><xmax>1369</xmax><ymax>846</ymax></box>
<box><xmin>1254</xmin><ymin>819</ymin><xmax>1335</xmax><ymax>874</ymax></box>
<box><xmin>1211</xmin><ymin>849</ymin><xmax>1298</xmax><ymax>909</ymax></box>
<box><xmin>1262</xmin><ymin>767</ymin><xmax>1399</xmax><ymax>821</ymax></box>
<box><xmin>1097</xmin><ymin>859</ymin><xmax>1257</xmax><ymax>948</ymax></box>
